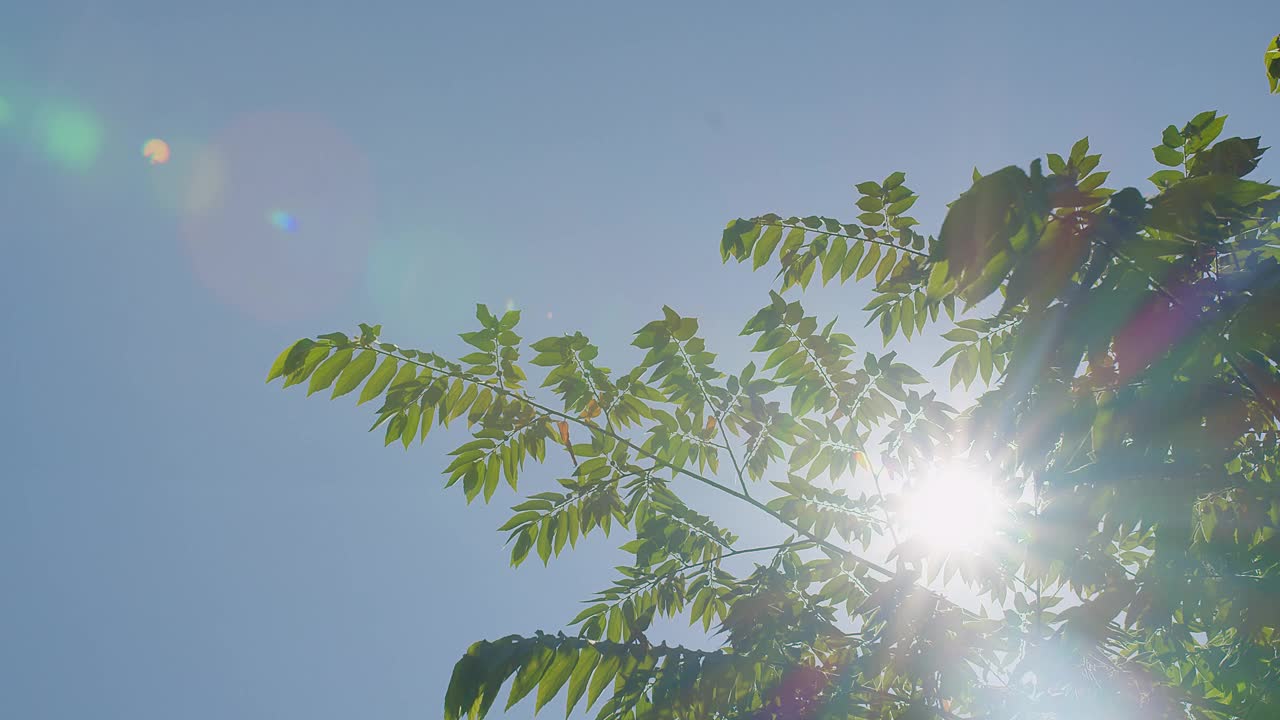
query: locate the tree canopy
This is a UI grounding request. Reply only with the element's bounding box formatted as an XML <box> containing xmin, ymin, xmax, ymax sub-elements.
<box><xmin>270</xmin><ymin>53</ymin><xmax>1280</xmax><ymax>720</ymax></box>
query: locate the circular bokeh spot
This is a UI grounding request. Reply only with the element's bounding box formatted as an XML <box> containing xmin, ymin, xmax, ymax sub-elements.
<box><xmin>182</xmin><ymin>112</ymin><xmax>374</xmax><ymax>322</ymax></box>
<box><xmin>42</xmin><ymin>105</ymin><xmax>102</xmax><ymax>172</ymax></box>
<box><xmin>142</xmin><ymin>138</ymin><xmax>170</xmax><ymax>165</ymax></box>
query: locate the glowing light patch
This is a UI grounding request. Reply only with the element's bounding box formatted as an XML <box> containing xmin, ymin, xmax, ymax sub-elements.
<box><xmin>504</xmin><ymin>298</ymin><xmax>517</xmax><ymax>312</ymax></box>
<box><xmin>269</xmin><ymin>210</ymin><xmax>298</xmax><ymax>232</ymax></box>
<box><xmin>142</xmin><ymin>138</ymin><xmax>170</xmax><ymax>164</ymax></box>
<box><xmin>182</xmin><ymin>111</ymin><xmax>373</xmax><ymax>321</ymax></box>
<box><xmin>0</xmin><ymin>97</ymin><xmax>13</xmax><ymax>127</ymax></box>
<box><xmin>146</xmin><ymin>141</ymin><xmax>227</xmax><ymax>217</ymax></box>
<box><xmin>184</xmin><ymin>146</ymin><xmax>225</xmax><ymax>215</ymax></box>
<box><xmin>546</xmin><ymin>311</ymin><xmax>553</xmax><ymax>320</ymax></box>
<box><xmin>901</xmin><ymin>463</ymin><xmax>1004</xmax><ymax>552</ymax></box>
<box><xmin>365</xmin><ymin>231</ymin><xmax>445</xmax><ymax>337</ymax></box>
<box><xmin>43</xmin><ymin>106</ymin><xmax>102</xmax><ymax>172</ymax></box>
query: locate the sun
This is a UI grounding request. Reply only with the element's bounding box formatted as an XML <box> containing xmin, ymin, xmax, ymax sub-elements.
<box><xmin>900</xmin><ymin>463</ymin><xmax>1004</xmax><ymax>552</ymax></box>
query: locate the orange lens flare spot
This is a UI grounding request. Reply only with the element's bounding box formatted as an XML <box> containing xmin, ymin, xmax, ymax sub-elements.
<box><xmin>142</xmin><ymin>138</ymin><xmax>171</xmax><ymax>165</ymax></box>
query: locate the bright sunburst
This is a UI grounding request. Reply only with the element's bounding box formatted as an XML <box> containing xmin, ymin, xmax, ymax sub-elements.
<box><xmin>900</xmin><ymin>463</ymin><xmax>1004</xmax><ymax>552</ymax></box>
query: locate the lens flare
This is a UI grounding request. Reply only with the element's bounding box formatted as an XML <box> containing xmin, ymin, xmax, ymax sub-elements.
<box><xmin>142</xmin><ymin>138</ymin><xmax>170</xmax><ymax>165</ymax></box>
<box><xmin>184</xmin><ymin>145</ymin><xmax>225</xmax><ymax>214</ymax></box>
<box><xmin>146</xmin><ymin>140</ymin><xmax>226</xmax><ymax>216</ymax></box>
<box><xmin>182</xmin><ymin>111</ymin><xmax>374</xmax><ymax>321</ymax></box>
<box><xmin>0</xmin><ymin>97</ymin><xmax>13</xmax><ymax>127</ymax></box>
<box><xmin>269</xmin><ymin>210</ymin><xmax>298</xmax><ymax>232</ymax></box>
<box><xmin>365</xmin><ymin>230</ymin><xmax>444</xmax><ymax>336</ymax></box>
<box><xmin>901</xmin><ymin>463</ymin><xmax>1004</xmax><ymax>552</ymax></box>
<box><xmin>42</xmin><ymin>106</ymin><xmax>102</xmax><ymax>172</ymax></box>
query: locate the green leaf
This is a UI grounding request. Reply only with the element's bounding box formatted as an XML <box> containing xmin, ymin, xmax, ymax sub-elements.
<box><xmin>978</xmin><ymin>337</ymin><xmax>994</xmax><ymax>384</ymax></box>
<box><xmin>332</xmin><ymin>350</ymin><xmax>376</xmax><ymax>398</ymax></box>
<box><xmin>284</xmin><ymin>340</ymin><xmax>332</xmax><ymax>386</ymax></box>
<box><xmin>535</xmin><ymin>646</ymin><xmax>578</xmax><ymax>713</ymax></box>
<box><xmin>266</xmin><ymin>340</ymin><xmax>304</xmax><ymax>383</ymax></box>
<box><xmin>886</xmin><ymin>195</ymin><xmax>918</xmax><ymax>215</ymax></box>
<box><xmin>1148</xmin><ymin>169</ymin><xmax>1185</xmax><ymax>188</ymax></box>
<box><xmin>752</xmin><ymin>225</ymin><xmax>784</xmax><ymax>269</ymax></box>
<box><xmin>445</xmin><ymin>643</ymin><xmax>504</xmax><ymax>720</ymax></box>
<box><xmin>942</xmin><ymin>328</ymin><xmax>980</xmax><ymax>342</ymax></box>
<box><xmin>1046</xmin><ymin>153</ymin><xmax>1066</xmax><ymax>175</ymax></box>
<box><xmin>307</xmin><ymin>348</ymin><xmax>353</xmax><ymax>396</ymax></box>
<box><xmin>855</xmin><ymin>180</ymin><xmax>881</xmax><ymax>195</ymax></box>
<box><xmin>856</xmin><ymin>244</ymin><xmax>881</xmax><ymax>280</ymax></box>
<box><xmin>882</xmin><ymin>171</ymin><xmax>906</xmax><ymax>189</ymax></box>
<box><xmin>822</xmin><ymin>236</ymin><xmax>847</xmax><ymax>285</ymax></box>
<box><xmin>874</xmin><ymin>249</ymin><xmax>896</xmax><ymax>285</ymax></box>
<box><xmin>279</xmin><ymin>339</ymin><xmax>321</xmax><ymax>381</ymax></box>
<box><xmin>1184</xmin><ymin>112</ymin><xmax>1225</xmax><ymax>154</ymax></box>
<box><xmin>1153</xmin><ymin>144</ymin><xmax>1183</xmax><ymax>167</ymax></box>
<box><xmin>401</xmin><ymin>404</ymin><xmax>421</xmax><ymax>449</ymax></box>
<box><xmin>857</xmin><ymin>212</ymin><xmax>885</xmax><ymax>226</ymax></box>
<box><xmin>1069</xmin><ymin>137</ymin><xmax>1089</xmax><ymax>164</ymax></box>
<box><xmin>778</xmin><ymin>227</ymin><xmax>806</xmax><ymax>263</ymax></box>
<box><xmin>721</xmin><ymin>219</ymin><xmax>759</xmax><ymax>261</ymax></box>
<box><xmin>1270</xmin><ymin>34</ymin><xmax>1280</xmax><ymax>93</ymax></box>
<box><xmin>586</xmin><ymin>653</ymin><xmax>620</xmax><ymax>709</ymax></box>
<box><xmin>510</xmin><ymin>527</ymin><xmax>535</xmax><ymax>567</ymax></box>
<box><xmin>507</xmin><ymin>646</ymin><xmax>553</xmax><ymax>710</ymax></box>
<box><xmin>564</xmin><ymin>645</ymin><xmax>599</xmax><ymax>716</ymax></box>
<box><xmin>384</xmin><ymin>413</ymin><xmax>407</xmax><ymax>446</ymax></box>
<box><xmin>926</xmin><ymin>260</ymin><xmax>949</xmax><ymax>299</ymax></box>
<box><xmin>840</xmin><ymin>242</ymin><xmax>865</xmax><ymax>282</ymax></box>
<box><xmin>1078</xmin><ymin>171</ymin><xmax>1109</xmax><ymax>191</ymax></box>
<box><xmin>1161</xmin><ymin>124</ymin><xmax>1184</xmax><ymax>148</ymax></box>
<box><xmin>536</xmin><ymin>518</ymin><xmax>553</xmax><ymax>564</ymax></box>
<box><xmin>856</xmin><ymin>196</ymin><xmax>884</xmax><ymax>212</ymax></box>
<box><xmin>483</xmin><ymin>454</ymin><xmax>502</xmax><ymax>502</ymax></box>
<box><xmin>359</xmin><ymin>356</ymin><xmax>399</xmax><ymax>404</ymax></box>
<box><xmin>317</xmin><ymin>331</ymin><xmax>351</xmax><ymax>346</ymax></box>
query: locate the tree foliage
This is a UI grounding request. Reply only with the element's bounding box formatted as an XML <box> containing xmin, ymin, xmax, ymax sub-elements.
<box><xmin>270</xmin><ymin>65</ymin><xmax>1280</xmax><ymax>719</ymax></box>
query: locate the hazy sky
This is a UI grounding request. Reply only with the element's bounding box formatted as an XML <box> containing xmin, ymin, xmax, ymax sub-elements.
<box><xmin>3</xmin><ymin>3</ymin><xmax>1277</xmax><ymax>718</ymax></box>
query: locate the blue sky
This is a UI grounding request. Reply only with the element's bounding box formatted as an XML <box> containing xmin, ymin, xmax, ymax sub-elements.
<box><xmin>3</xmin><ymin>2</ymin><xmax>1277</xmax><ymax>718</ymax></box>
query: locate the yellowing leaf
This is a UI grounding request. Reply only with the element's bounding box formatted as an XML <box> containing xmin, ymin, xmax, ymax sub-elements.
<box><xmin>854</xmin><ymin>452</ymin><xmax>870</xmax><ymax>471</ymax></box>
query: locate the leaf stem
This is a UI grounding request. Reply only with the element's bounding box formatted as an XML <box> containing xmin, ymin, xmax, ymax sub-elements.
<box><xmin>754</xmin><ymin>219</ymin><xmax>929</xmax><ymax>259</ymax></box>
<box><xmin>349</xmin><ymin>342</ymin><xmax>996</xmax><ymax>634</ymax></box>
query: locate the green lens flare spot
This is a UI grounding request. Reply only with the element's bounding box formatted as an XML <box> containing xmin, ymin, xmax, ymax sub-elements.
<box><xmin>0</xmin><ymin>97</ymin><xmax>13</xmax><ymax>127</ymax></box>
<box><xmin>269</xmin><ymin>210</ymin><xmax>298</xmax><ymax>232</ymax></box>
<box><xmin>43</xmin><ymin>107</ymin><xmax>102</xmax><ymax>172</ymax></box>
